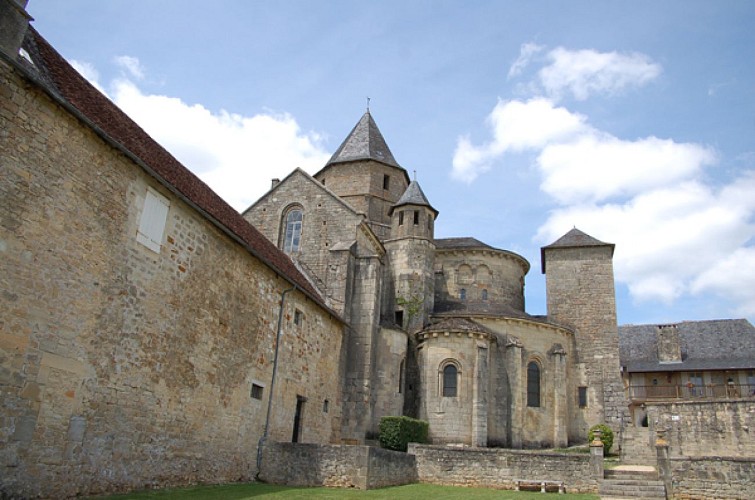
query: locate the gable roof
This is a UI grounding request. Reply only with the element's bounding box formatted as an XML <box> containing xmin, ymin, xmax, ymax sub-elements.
<box><xmin>16</xmin><ymin>27</ymin><xmax>334</xmax><ymax>314</ymax></box>
<box><xmin>541</xmin><ymin>227</ymin><xmax>615</xmax><ymax>273</ymax></box>
<box><xmin>390</xmin><ymin>180</ymin><xmax>438</xmax><ymax>217</ymax></box>
<box><xmin>618</xmin><ymin>319</ymin><xmax>755</xmax><ymax>372</ymax></box>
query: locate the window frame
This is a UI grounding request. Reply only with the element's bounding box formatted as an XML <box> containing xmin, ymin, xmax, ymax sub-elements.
<box><xmin>527</xmin><ymin>360</ymin><xmax>541</xmax><ymax>408</ymax></box>
<box><xmin>281</xmin><ymin>206</ymin><xmax>303</xmax><ymax>254</ymax></box>
<box><xmin>439</xmin><ymin>360</ymin><xmax>461</xmax><ymax>398</ymax></box>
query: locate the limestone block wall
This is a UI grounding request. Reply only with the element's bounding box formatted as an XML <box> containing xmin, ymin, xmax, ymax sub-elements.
<box><xmin>0</xmin><ymin>60</ymin><xmax>344</xmax><ymax>498</ymax></box>
<box><xmin>434</xmin><ymin>249</ymin><xmax>527</xmax><ymax>311</ymax></box>
<box><xmin>408</xmin><ymin>444</ymin><xmax>599</xmax><ymax>493</ymax></box>
<box><xmin>669</xmin><ymin>457</ymin><xmax>755</xmax><ymax>500</ymax></box>
<box><xmin>371</xmin><ymin>327</ymin><xmax>408</xmax><ymax>430</ymax></box>
<box><xmin>543</xmin><ymin>245</ymin><xmax>629</xmax><ymax>433</ymax></box>
<box><xmin>648</xmin><ymin>400</ymin><xmax>755</xmax><ymax>458</ymax></box>
<box><xmin>260</xmin><ymin>442</ymin><xmax>417</xmax><ymax>489</ymax></box>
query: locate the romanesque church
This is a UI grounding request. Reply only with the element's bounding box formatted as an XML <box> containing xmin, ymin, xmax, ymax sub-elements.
<box><xmin>243</xmin><ymin>110</ymin><xmax>628</xmax><ymax>448</ymax></box>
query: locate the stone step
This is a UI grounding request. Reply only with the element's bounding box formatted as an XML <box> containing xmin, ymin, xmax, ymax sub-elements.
<box><xmin>605</xmin><ymin>469</ymin><xmax>659</xmax><ymax>481</ymax></box>
<box><xmin>599</xmin><ymin>479</ymin><xmax>666</xmax><ymax>498</ymax></box>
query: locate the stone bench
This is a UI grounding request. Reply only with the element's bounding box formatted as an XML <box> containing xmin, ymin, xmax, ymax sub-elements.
<box><xmin>514</xmin><ymin>479</ymin><xmax>565</xmax><ymax>493</ymax></box>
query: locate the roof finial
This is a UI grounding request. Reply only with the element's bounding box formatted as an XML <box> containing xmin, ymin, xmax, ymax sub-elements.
<box><xmin>413</xmin><ymin>170</ymin><xmax>417</xmax><ymax>181</ymax></box>
<box><xmin>366</xmin><ymin>96</ymin><xmax>370</xmax><ymax>112</ymax></box>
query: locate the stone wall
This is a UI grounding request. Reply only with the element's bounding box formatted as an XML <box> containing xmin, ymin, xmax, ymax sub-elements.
<box><xmin>648</xmin><ymin>400</ymin><xmax>755</xmax><ymax>458</ymax></box>
<box><xmin>668</xmin><ymin>457</ymin><xmax>755</xmax><ymax>500</ymax></box>
<box><xmin>259</xmin><ymin>442</ymin><xmax>417</xmax><ymax>489</ymax></box>
<box><xmin>1</xmin><ymin>56</ymin><xmax>344</xmax><ymax>498</ymax></box>
<box><xmin>408</xmin><ymin>444</ymin><xmax>599</xmax><ymax>493</ymax></box>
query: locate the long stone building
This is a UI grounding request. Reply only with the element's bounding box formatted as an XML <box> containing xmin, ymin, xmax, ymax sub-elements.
<box><xmin>1</xmin><ymin>1</ymin><xmax>754</xmax><ymax>497</ymax></box>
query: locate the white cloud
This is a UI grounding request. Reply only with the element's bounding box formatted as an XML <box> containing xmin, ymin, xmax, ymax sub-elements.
<box><xmin>538</xmin><ymin>47</ymin><xmax>662</xmax><ymax>101</ymax></box>
<box><xmin>111</xmin><ymin>79</ymin><xmax>330</xmax><ymax>210</ymax></box>
<box><xmin>507</xmin><ymin>42</ymin><xmax>544</xmax><ymax>79</ymax></box>
<box><xmin>70</xmin><ymin>59</ymin><xmax>107</xmax><ymax>95</ymax></box>
<box><xmin>114</xmin><ymin>55</ymin><xmax>145</xmax><ymax>80</ymax></box>
<box><xmin>455</xmin><ymin>43</ymin><xmax>754</xmax><ymax>318</ymax></box>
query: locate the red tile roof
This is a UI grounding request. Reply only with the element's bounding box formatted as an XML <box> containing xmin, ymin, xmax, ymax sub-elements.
<box><xmin>26</xmin><ymin>27</ymin><xmax>329</xmax><ymax>310</ymax></box>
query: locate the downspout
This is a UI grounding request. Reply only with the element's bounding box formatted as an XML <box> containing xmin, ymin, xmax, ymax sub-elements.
<box><xmin>256</xmin><ymin>284</ymin><xmax>296</xmax><ymax>480</ymax></box>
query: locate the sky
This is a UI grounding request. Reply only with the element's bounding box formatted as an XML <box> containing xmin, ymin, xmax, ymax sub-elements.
<box><xmin>28</xmin><ymin>1</ymin><xmax>755</xmax><ymax>325</ymax></box>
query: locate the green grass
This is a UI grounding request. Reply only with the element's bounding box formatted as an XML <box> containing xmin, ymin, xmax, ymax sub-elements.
<box><xmin>96</xmin><ymin>482</ymin><xmax>599</xmax><ymax>499</ymax></box>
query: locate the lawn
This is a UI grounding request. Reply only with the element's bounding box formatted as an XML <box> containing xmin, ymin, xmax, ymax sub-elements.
<box><xmin>97</xmin><ymin>482</ymin><xmax>599</xmax><ymax>499</ymax></box>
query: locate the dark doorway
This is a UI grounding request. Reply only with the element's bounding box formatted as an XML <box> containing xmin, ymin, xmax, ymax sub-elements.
<box><xmin>292</xmin><ymin>396</ymin><xmax>306</xmax><ymax>442</ymax></box>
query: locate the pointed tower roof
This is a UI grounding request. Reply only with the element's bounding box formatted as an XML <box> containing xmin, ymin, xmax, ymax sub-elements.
<box><xmin>324</xmin><ymin>111</ymin><xmax>402</xmax><ymax>169</ymax></box>
<box><xmin>390</xmin><ymin>180</ymin><xmax>438</xmax><ymax>217</ymax></box>
<box><xmin>541</xmin><ymin>227</ymin><xmax>614</xmax><ymax>273</ymax></box>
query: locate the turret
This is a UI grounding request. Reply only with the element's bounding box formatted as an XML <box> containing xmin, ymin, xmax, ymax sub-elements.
<box><xmin>388</xmin><ymin>180</ymin><xmax>438</xmax><ymax>241</ymax></box>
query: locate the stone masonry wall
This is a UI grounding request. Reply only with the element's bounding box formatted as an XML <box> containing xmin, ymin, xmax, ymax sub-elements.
<box><xmin>669</xmin><ymin>457</ymin><xmax>755</xmax><ymax>500</ymax></box>
<box><xmin>408</xmin><ymin>444</ymin><xmax>598</xmax><ymax>493</ymax></box>
<box><xmin>0</xmin><ymin>58</ymin><xmax>344</xmax><ymax>498</ymax></box>
<box><xmin>648</xmin><ymin>400</ymin><xmax>754</xmax><ymax>458</ymax></box>
<box><xmin>260</xmin><ymin>442</ymin><xmax>417</xmax><ymax>489</ymax></box>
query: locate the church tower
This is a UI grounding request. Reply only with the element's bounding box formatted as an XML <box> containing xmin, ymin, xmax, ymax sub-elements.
<box><xmin>383</xmin><ymin>180</ymin><xmax>438</xmax><ymax>418</ymax></box>
<box><xmin>314</xmin><ymin>111</ymin><xmax>410</xmax><ymax>240</ymax></box>
<box><xmin>541</xmin><ymin>228</ymin><xmax>629</xmax><ymax>437</ymax></box>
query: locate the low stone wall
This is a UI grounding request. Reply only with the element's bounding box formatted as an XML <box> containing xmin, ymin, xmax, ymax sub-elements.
<box><xmin>669</xmin><ymin>457</ymin><xmax>755</xmax><ymax>500</ymax></box>
<box><xmin>408</xmin><ymin>444</ymin><xmax>599</xmax><ymax>493</ymax></box>
<box><xmin>259</xmin><ymin>442</ymin><xmax>416</xmax><ymax>489</ymax></box>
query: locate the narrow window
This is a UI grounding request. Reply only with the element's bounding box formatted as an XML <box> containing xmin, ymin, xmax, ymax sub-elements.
<box><xmin>394</xmin><ymin>310</ymin><xmax>404</xmax><ymax>327</ymax></box>
<box><xmin>442</xmin><ymin>364</ymin><xmax>458</xmax><ymax>397</ymax></box>
<box><xmin>578</xmin><ymin>386</ymin><xmax>587</xmax><ymax>408</ymax></box>
<box><xmin>283</xmin><ymin>209</ymin><xmax>303</xmax><ymax>253</ymax></box>
<box><xmin>399</xmin><ymin>359</ymin><xmax>405</xmax><ymax>394</ymax></box>
<box><xmin>383</xmin><ymin>174</ymin><xmax>390</xmax><ymax>190</ymax></box>
<box><xmin>460</xmin><ymin>288</ymin><xmax>466</xmax><ymax>300</ymax></box>
<box><xmin>481</xmin><ymin>289</ymin><xmax>488</xmax><ymax>301</ymax></box>
<box><xmin>527</xmin><ymin>362</ymin><xmax>540</xmax><ymax>407</ymax></box>
<box><xmin>251</xmin><ymin>383</ymin><xmax>264</xmax><ymax>400</ymax></box>
<box><xmin>136</xmin><ymin>188</ymin><xmax>170</xmax><ymax>252</ymax></box>
<box><xmin>398</xmin><ymin>211</ymin><xmax>404</xmax><ymax>226</ymax></box>
<box><xmin>413</xmin><ymin>210</ymin><xmax>419</xmax><ymax>225</ymax></box>
<box><xmin>323</xmin><ymin>399</ymin><xmax>329</xmax><ymax>413</ymax></box>
<box><xmin>294</xmin><ymin>309</ymin><xmax>303</xmax><ymax>326</ymax></box>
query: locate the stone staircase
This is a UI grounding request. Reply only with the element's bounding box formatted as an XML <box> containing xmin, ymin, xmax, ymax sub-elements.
<box><xmin>600</xmin><ymin>465</ymin><xmax>666</xmax><ymax>499</ymax></box>
<box><xmin>620</xmin><ymin>425</ymin><xmax>656</xmax><ymax>465</ymax></box>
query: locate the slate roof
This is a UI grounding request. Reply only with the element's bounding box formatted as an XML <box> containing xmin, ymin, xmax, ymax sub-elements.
<box><xmin>618</xmin><ymin>319</ymin><xmax>755</xmax><ymax>372</ymax></box>
<box><xmin>541</xmin><ymin>227</ymin><xmax>614</xmax><ymax>273</ymax></box>
<box><xmin>432</xmin><ymin>301</ymin><xmax>551</xmax><ymax>325</ymax></box>
<box><xmin>434</xmin><ymin>237</ymin><xmax>496</xmax><ymax>250</ymax></box>
<box><xmin>17</xmin><ymin>27</ymin><xmax>331</xmax><ymax>311</ymax></box>
<box><xmin>422</xmin><ymin>317</ymin><xmax>496</xmax><ymax>336</ymax></box>
<box><xmin>390</xmin><ymin>180</ymin><xmax>438</xmax><ymax>216</ymax></box>
<box><xmin>324</xmin><ymin>111</ymin><xmax>402</xmax><ymax>169</ymax></box>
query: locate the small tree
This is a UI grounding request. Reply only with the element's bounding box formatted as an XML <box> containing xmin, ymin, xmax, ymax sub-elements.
<box><xmin>588</xmin><ymin>423</ymin><xmax>614</xmax><ymax>454</ymax></box>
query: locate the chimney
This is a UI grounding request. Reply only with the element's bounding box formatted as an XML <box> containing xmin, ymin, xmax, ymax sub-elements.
<box><xmin>271</xmin><ymin>178</ymin><xmax>280</xmax><ymax>189</ymax></box>
<box><xmin>0</xmin><ymin>0</ymin><xmax>32</xmax><ymax>61</ymax></box>
<box><xmin>656</xmin><ymin>324</ymin><xmax>682</xmax><ymax>363</ymax></box>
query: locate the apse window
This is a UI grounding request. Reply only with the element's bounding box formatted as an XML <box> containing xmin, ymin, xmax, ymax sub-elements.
<box><xmin>481</xmin><ymin>289</ymin><xmax>488</xmax><ymax>301</ymax></box>
<box><xmin>527</xmin><ymin>362</ymin><xmax>541</xmax><ymax>407</ymax></box>
<box><xmin>442</xmin><ymin>363</ymin><xmax>458</xmax><ymax>397</ymax></box>
<box><xmin>578</xmin><ymin>386</ymin><xmax>588</xmax><ymax>408</ymax></box>
<box><xmin>136</xmin><ymin>187</ymin><xmax>170</xmax><ymax>253</ymax></box>
<box><xmin>460</xmin><ymin>288</ymin><xmax>466</xmax><ymax>300</ymax></box>
<box><xmin>251</xmin><ymin>383</ymin><xmax>264</xmax><ymax>400</ymax></box>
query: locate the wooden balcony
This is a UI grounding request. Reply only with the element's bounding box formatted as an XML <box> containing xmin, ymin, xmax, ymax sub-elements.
<box><xmin>629</xmin><ymin>383</ymin><xmax>755</xmax><ymax>402</ymax></box>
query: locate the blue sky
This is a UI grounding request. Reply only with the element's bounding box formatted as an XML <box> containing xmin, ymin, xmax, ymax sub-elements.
<box><xmin>29</xmin><ymin>1</ymin><xmax>755</xmax><ymax>325</ymax></box>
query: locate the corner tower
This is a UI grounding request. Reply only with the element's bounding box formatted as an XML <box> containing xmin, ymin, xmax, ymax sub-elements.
<box><xmin>314</xmin><ymin>111</ymin><xmax>410</xmax><ymax>240</ymax></box>
<box><xmin>541</xmin><ymin>228</ymin><xmax>629</xmax><ymax>435</ymax></box>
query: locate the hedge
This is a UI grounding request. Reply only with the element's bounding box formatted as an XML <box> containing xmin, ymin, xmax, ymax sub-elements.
<box><xmin>379</xmin><ymin>416</ymin><xmax>429</xmax><ymax>452</ymax></box>
<box><xmin>588</xmin><ymin>423</ymin><xmax>614</xmax><ymax>454</ymax></box>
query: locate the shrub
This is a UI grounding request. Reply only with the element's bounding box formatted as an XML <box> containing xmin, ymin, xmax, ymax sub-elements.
<box><xmin>588</xmin><ymin>423</ymin><xmax>614</xmax><ymax>454</ymax></box>
<box><xmin>379</xmin><ymin>416</ymin><xmax>429</xmax><ymax>452</ymax></box>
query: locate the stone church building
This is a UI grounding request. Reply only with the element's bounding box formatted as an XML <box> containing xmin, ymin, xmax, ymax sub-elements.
<box><xmin>3</xmin><ymin>2</ymin><xmax>753</xmax><ymax>497</ymax></box>
<box><xmin>243</xmin><ymin>110</ymin><xmax>629</xmax><ymax>448</ymax></box>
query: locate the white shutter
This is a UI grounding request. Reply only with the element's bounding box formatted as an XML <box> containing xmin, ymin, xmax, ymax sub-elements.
<box><xmin>136</xmin><ymin>188</ymin><xmax>170</xmax><ymax>252</ymax></box>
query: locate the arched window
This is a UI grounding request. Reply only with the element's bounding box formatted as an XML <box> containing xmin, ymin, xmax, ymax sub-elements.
<box><xmin>460</xmin><ymin>288</ymin><xmax>466</xmax><ymax>300</ymax></box>
<box><xmin>481</xmin><ymin>289</ymin><xmax>488</xmax><ymax>301</ymax></box>
<box><xmin>457</xmin><ymin>264</ymin><xmax>473</xmax><ymax>284</ymax></box>
<box><xmin>442</xmin><ymin>364</ymin><xmax>458</xmax><ymax>397</ymax></box>
<box><xmin>527</xmin><ymin>361</ymin><xmax>541</xmax><ymax>407</ymax></box>
<box><xmin>282</xmin><ymin>208</ymin><xmax>303</xmax><ymax>254</ymax></box>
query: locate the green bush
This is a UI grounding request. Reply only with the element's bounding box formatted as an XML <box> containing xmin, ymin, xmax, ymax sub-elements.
<box><xmin>379</xmin><ymin>416</ymin><xmax>429</xmax><ymax>452</ymax></box>
<box><xmin>588</xmin><ymin>423</ymin><xmax>614</xmax><ymax>454</ymax></box>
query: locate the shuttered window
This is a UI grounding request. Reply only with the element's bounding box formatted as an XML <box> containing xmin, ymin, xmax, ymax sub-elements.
<box><xmin>136</xmin><ymin>188</ymin><xmax>170</xmax><ymax>252</ymax></box>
